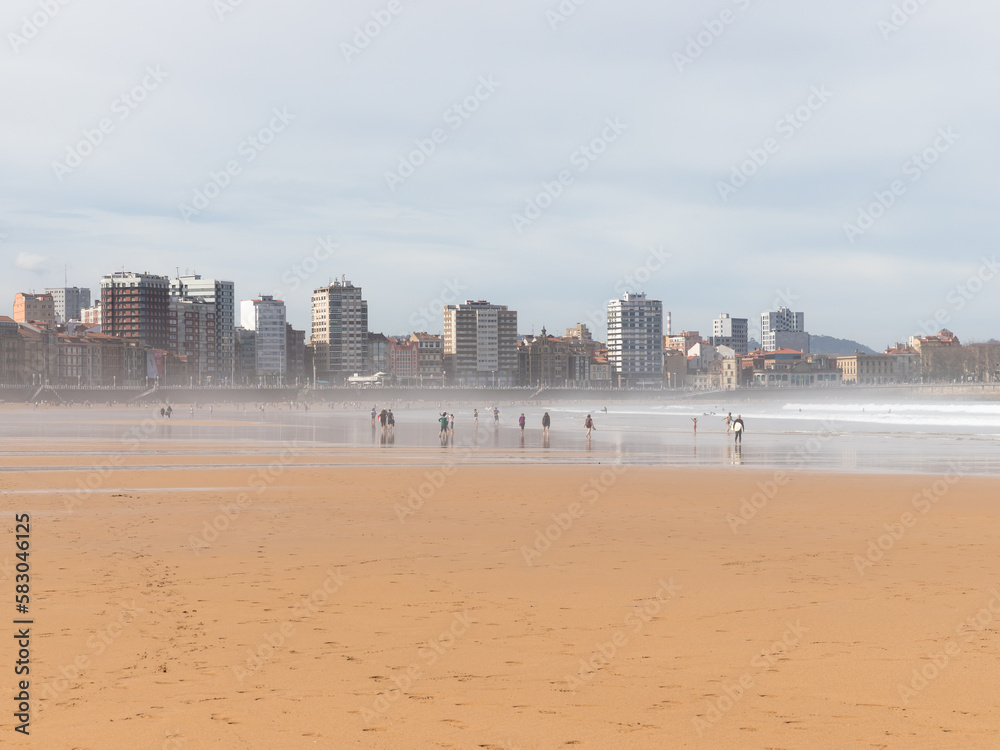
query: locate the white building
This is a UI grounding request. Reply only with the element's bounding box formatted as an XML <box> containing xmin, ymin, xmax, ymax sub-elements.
<box><xmin>607</xmin><ymin>292</ymin><xmax>664</xmax><ymax>387</ymax></box>
<box><xmin>45</xmin><ymin>287</ymin><xmax>91</xmax><ymax>323</ymax></box>
<box><xmin>310</xmin><ymin>278</ymin><xmax>369</xmax><ymax>383</ymax></box>
<box><xmin>240</xmin><ymin>296</ymin><xmax>286</xmax><ymax>381</ymax></box>
<box><xmin>710</xmin><ymin>313</ymin><xmax>749</xmax><ymax>355</ymax></box>
<box><xmin>761</xmin><ymin>307</ymin><xmax>809</xmax><ymax>353</ymax></box>
<box><xmin>442</xmin><ymin>300</ymin><xmax>518</xmax><ymax>386</ymax></box>
<box><xmin>170</xmin><ymin>275</ymin><xmax>236</xmax><ymax>382</ymax></box>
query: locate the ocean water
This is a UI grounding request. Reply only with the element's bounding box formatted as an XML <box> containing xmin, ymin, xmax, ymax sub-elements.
<box><xmin>1</xmin><ymin>400</ymin><xmax>997</xmax><ymax>476</ymax></box>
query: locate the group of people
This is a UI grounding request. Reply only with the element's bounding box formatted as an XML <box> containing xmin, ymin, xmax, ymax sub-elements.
<box><xmin>373</xmin><ymin>407</ymin><xmax>396</xmax><ymax>436</ymax></box>
<box><xmin>435</xmin><ymin>408</ymin><xmax>597</xmax><ymax>439</ymax></box>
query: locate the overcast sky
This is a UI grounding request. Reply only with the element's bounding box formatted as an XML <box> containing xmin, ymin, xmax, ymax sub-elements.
<box><xmin>2</xmin><ymin>0</ymin><xmax>998</xmax><ymax>348</ymax></box>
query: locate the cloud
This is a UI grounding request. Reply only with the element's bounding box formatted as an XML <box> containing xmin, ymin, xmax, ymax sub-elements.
<box><xmin>15</xmin><ymin>252</ymin><xmax>48</xmax><ymax>273</ymax></box>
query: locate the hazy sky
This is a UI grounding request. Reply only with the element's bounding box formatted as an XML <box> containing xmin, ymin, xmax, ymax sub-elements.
<box><xmin>2</xmin><ymin>0</ymin><xmax>998</xmax><ymax>348</ymax></box>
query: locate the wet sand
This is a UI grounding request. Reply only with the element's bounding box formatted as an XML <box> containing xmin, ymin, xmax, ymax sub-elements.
<box><xmin>2</xmin><ymin>449</ymin><xmax>999</xmax><ymax>749</ymax></box>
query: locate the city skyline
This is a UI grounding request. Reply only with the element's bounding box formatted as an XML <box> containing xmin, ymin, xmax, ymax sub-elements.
<box><xmin>2</xmin><ymin>1</ymin><xmax>998</xmax><ymax>348</ymax></box>
<box><xmin>7</xmin><ymin>267</ymin><xmax>986</xmax><ymax>353</ymax></box>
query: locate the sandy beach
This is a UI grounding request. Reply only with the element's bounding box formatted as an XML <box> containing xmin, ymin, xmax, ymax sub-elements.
<box><xmin>2</xmin><ymin>443</ymin><xmax>999</xmax><ymax>749</ymax></box>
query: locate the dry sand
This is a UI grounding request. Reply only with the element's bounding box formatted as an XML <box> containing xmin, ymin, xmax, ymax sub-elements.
<box><xmin>2</xmin><ymin>452</ymin><xmax>999</xmax><ymax>749</ymax></box>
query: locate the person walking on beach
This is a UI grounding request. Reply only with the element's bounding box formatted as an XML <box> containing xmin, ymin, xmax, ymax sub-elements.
<box><xmin>448</xmin><ymin>413</ymin><xmax>455</xmax><ymax>437</ymax></box>
<box><xmin>473</xmin><ymin>408</ymin><xmax>479</xmax><ymax>427</ymax></box>
<box><xmin>584</xmin><ymin>414</ymin><xmax>595</xmax><ymax>437</ymax></box>
<box><xmin>438</xmin><ymin>412</ymin><xmax>450</xmax><ymax>442</ymax></box>
<box><xmin>493</xmin><ymin>406</ymin><xmax>500</xmax><ymax>425</ymax></box>
<box><xmin>542</xmin><ymin>412</ymin><xmax>550</xmax><ymax>438</ymax></box>
<box><xmin>724</xmin><ymin>412</ymin><xmax>733</xmax><ymax>434</ymax></box>
<box><xmin>518</xmin><ymin>413</ymin><xmax>526</xmax><ymax>435</ymax></box>
<box><xmin>733</xmin><ymin>414</ymin><xmax>745</xmax><ymax>444</ymax></box>
<box><xmin>371</xmin><ymin>407</ymin><xmax>377</xmax><ymax>427</ymax></box>
<box><xmin>387</xmin><ymin>409</ymin><xmax>395</xmax><ymax>436</ymax></box>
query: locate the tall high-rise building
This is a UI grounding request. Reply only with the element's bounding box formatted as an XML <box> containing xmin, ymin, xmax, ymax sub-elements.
<box><xmin>607</xmin><ymin>292</ymin><xmax>663</xmax><ymax>387</ymax></box>
<box><xmin>442</xmin><ymin>300</ymin><xmax>518</xmax><ymax>386</ymax></box>
<box><xmin>240</xmin><ymin>296</ymin><xmax>286</xmax><ymax>380</ymax></box>
<box><xmin>235</xmin><ymin>327</ymin><xmax>257</xmax><ymax>383</ymax></box>
<box><xmin>45</xmin><ymin>287</ymin><xmax>91</xmax><ymax>322</ymax></box>
<box><xmin>710</xmin><ymin>313</ymin><xmax>749</xmax><ymax>355</ymax></box>
<box><xmin>285</xmin><ymin>323</ymin><xmax>306</xmax><ymax>384</ymax></box>
<box><xmin>761</xmin><ymin>307</ymin><xmax>809</xmax><ymax>353</ymax></box>
<box><xmin>310</xmin><ymin>279</ymin><xmax>369</xmax><ymax>383</ymax></box>
<box><xmin>13</xmin><ymin>293</ymin><xmax>55</xmax><ymax>325</ymax></box>
<box><xmin>168</xmin><ymin>297</ymin><xmax>217</xmax><ymax>382</ymax></box>
<box><xmin>170</xmin><ymin>275</ymin><xmax>235</xmax><ymax>382</ymax></box>
<box><xmin>99</xmin><ymin>272</ymin><xmax>170</xmax><ymax>348</ymax></box>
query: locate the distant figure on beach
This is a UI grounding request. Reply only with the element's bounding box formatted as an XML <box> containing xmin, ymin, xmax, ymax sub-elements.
<box><xmin>371</xmin><ymin>407</ymin><xmax>377</xmax><ymax>426</ymax></box>
<box><xmin>379</xmin><ymin>409</ymin><xmax>388</xmax><ymax>432</ymax></box>
<box><xmin>724</xmin><ymin>412</ymin><xmax>732</xmax><ymax>434</ymax></box>
<box><xmin>166</xmin><ymin>405</ymin><xmax>172</xmax><ymax>419</ymax></box>
<box><xmin>473</xmin><ymin>408</ymin><xmax>479</xmax><ymax>427</ymax></box>
<box><xmin>692</xmin><ymin>417</ymin><xmax>697</xmax><ymax>434</ymax></box>
<box><xmin>601</xmin><ymin>406</ymin><xmax>607</xmax><ymax>413</ymax></box>
<box><xmin>189</xmin><ymin>406</ymin><xmax>194</xmax><ymax>417</ymax></box>
<box><xmin>387</xmin><ymin>409</ymin><xmax>395</xmax><ymax>436</ymax></box>
<box><xmin>584</xmin><ymin>414</ymin><xmax>595</xmax><ymax>437</ymax></box>
<box><xmin>733</xmin><ymin>414</ymin><xmax>745</xmax><ymax>444</ymax></box>
<box><xmin>160</xmin><ymin>407</ymin><xmax>165</xmax><ymax>418</ymax></box>
<box><xmin>438</xmin><ymin>413</ymin><xmax>449</xmax><ymax>440</ymax></box>
<box><xmin>542</xmin><ymin>412</ymin><xmax>550</xmax><ymax>437</ymax></box>
<box><xmin>493</xmin><ymin>406</ymin><xmax>500</xmax><ymax>425</ymax></box>
<box><xmin>449</xmin><ymin>413</ymin><xmax>455</xmax><ymax>436</ymax></box>
<box><xmin>518</xmin><ymin>413</ymin><xmax>526</xmax><ymax>435</ymax></box>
